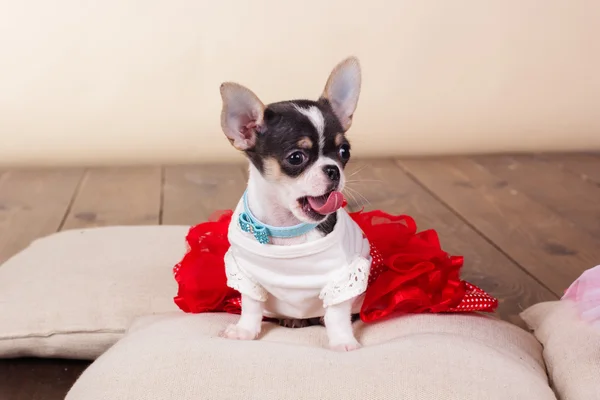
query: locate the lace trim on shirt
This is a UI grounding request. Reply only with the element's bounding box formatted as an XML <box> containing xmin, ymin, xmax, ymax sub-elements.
<box><xmin>319</xmin><ymin>255</ymin><xmax>371</xmax><ymax>307</ymax></box>
<box><xmin>224</xmin><ymin>250</ymin><xmax>268</xmax><ymax>302</ymax></box>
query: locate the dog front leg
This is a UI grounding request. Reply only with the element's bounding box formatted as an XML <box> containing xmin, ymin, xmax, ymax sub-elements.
<box><xmin>324</xmin><ymin>298</ymin><xmax>361</xmax><ymax>351</ymax></box>
<box><xmin>221</xmin><ymin>294</ymin><xmax>264</xmax><ymax>340</ymax></box>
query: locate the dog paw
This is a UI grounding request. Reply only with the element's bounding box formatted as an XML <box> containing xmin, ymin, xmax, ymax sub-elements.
<box><xmin>219</xmin><ymin>324</ymin><xmax>259</xmax><ymax>340</ymax></box>
<box><xmin>329</xmin><ymin>339</ymin><xmax>362</xmax><ymax>352</ymax></box>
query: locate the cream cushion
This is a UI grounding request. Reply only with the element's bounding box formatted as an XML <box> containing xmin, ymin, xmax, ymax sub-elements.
<box><xmin>66</xmin><ymin>312</ymin><xmax>556</xmax><ymax>400</ymax></box>
<box><xmin>521</xmin><ymin>301</ymin><xmax>600</xmax><ymax>400</ymax></box>
<box><xmin>0</xmin><ymin>226</ymin><xmax>186</xmax><ymax>359</ymax></box>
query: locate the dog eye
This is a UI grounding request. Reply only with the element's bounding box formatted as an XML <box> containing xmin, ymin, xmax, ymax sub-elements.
<box><xmin>339</xmin><ymin>144</ymin><xmax>351</xmax><ymax>161</ymax></box>
<box><xmin>286</xmin><ymin>151</ymin><xmax>306</xmax><ymax>166</ymax></box>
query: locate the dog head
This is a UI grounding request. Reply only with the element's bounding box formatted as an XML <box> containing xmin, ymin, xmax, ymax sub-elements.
<box><xmin>219</xmin><ymin>57</ymin><xmax>361</xmax><ymax>223</ymax></box>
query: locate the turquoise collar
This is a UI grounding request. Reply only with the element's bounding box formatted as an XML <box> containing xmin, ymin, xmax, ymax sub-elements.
<box><xmin>238</xmin><ymin>190</ymin><xmax>319</xmax><ymax>244</ymax></box>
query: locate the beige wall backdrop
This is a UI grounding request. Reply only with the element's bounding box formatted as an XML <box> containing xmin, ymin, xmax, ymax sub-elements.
<box><xmin>1</xmin><ymin>0</ymin><xmax>599</xmax><ymax>166</ymax></box>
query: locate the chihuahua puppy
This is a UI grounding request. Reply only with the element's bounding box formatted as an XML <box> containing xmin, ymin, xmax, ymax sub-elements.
<box><xmin>218</xmin><ymin>57</ymin><xmax>371</xmax><ymax>351</ymax></box>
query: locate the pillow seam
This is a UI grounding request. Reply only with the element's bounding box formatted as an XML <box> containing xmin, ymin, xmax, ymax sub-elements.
<box><xmin>0</xmin><ymin>328</ymin><xmax>125</xmax><ymax>340</ymax></box>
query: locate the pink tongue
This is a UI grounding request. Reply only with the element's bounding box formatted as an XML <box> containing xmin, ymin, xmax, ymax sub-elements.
<box><xmin>307</xmin><ymin>191</ymin><xmax>345</xmax><ymax>215</ymax></box>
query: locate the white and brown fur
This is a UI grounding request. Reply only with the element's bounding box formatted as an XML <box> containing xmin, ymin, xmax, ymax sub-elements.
<box><xmin>218</xmin><ymin>57</ymin><xmax>363</xmax><ymax>351</ymax></box>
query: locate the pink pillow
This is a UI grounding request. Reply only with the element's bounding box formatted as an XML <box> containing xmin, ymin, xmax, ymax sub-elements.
<box><xmin>562</xmin><ymin>265</ymin><xmax>600</xmax><ymax>329</ymax></box>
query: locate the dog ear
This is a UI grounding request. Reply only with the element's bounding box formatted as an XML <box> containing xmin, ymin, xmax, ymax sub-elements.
<box><xmin>321</xmin><ymin>57</ymin><xmax>362</xmax><ymax>131</ymax></box>
<box><xmin>220</xmin><ymin>82</ymin><xmax>265</xmax><ymax>150</ymax></box>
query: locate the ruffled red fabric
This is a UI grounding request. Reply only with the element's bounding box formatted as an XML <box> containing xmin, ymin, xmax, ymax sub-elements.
<box><xmin>173</xmin><ymin>211</ymin><xmax>241</xmax><ymax>315</ymax></box>
<box><xmin>173</xmin><ymin>209</ymin><xmax>498</xmax><ymax>322</ymax></box>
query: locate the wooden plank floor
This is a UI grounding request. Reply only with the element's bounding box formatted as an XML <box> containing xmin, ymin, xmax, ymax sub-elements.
<box><xmin>1</xmin><ymin>153</ymin><xmax>599</xmax><ymax>400</ymax></box>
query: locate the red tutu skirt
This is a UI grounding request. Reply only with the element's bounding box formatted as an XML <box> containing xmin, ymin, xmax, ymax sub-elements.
<box><xmin>173</xmin><ymin>208</ymin><xmax>498</xmax><ymax>323</ymax></box>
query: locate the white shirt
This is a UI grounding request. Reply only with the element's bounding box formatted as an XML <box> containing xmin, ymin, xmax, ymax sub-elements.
<box><xmin>224</xmin><ymin>200</ymin><xmax>372</xmax><ymax>319</ymax></box>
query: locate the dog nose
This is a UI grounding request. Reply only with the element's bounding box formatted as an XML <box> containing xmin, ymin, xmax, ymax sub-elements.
<box><xmin>323</xmin><ymin>165</ymin><xmax>340</xmax><ymax>182</ymax></box>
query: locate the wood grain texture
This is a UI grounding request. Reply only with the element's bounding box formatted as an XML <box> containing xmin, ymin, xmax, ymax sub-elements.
<box><xmin>0</xmin><ymin>358</ymin><xmax>89</xmax><ymax>400</ymax></box>
<box><xmin>472</xmin><ymin>154</ymin><xmax>600</xmax><ymax>239</ymax></box>
<box><xmin>0</xmin><ymin>169</ymin><xmax>83</xmax><ymax>264</ymax></box>
<box><xmin>346</xmin><ymin>159</ymin><xmax>556</xmax><ymax>327</ymax></box>
<box><xmin>538</xmin><ymin>152</ymin><xmax>600</xmax><ymax>184</ymax></box>
<box><xmin>398</xmin><ymin>157</ymin><xmax>600</xmax><ymax>296</ymax></box>
<box><xmin>61</xmin><ymin>167</ymin><xmax>162</xmax><ymax>230</ymax></box>
<box><xmin>162</xmin><ymin>164</ymin><xmax>247</xmax><ymax>225</ymax></box>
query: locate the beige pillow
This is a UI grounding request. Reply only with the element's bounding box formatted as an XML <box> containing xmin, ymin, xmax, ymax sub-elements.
<box><xmin>66</xmin><ymin>312</ymin><xmax>556</xmax><ymax>400</ymax></box>
<box><xmin>521</xmin><ymin>301</ymin><xmax>600</xmax><ymax>400</ymax></box>
<box><xmin>0</xmin><ymin>226</ymin><xmax>186</xmax><ymax>359</ymax></box>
